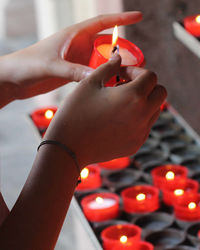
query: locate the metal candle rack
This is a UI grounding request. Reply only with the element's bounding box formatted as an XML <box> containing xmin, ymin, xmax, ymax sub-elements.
<box><xmin>30</xmin><ymin>104</ymin><xmax>200</xmax><ymax>250</ymax></box>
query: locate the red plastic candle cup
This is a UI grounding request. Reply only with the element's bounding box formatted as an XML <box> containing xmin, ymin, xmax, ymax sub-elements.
<box><xmin>76</xmin><ymin>165</ymin><xmax>102</xmax><ymax>191</ymax></box>
<box><xmin>162</xmin><ymin>178</ymin><xmax>199</xmax><ymax>206</ymax></box>
<box><xmin>151</xmin><ymin>164</ymin><xmax>188</xmax><ymax>190</ymax></box>
<box><xmin>98</xmin><ymin>157</ymin><xmax>130</xmax><ymax>170</ymax></box>
<box><xmin>174</xmin><ymin>193</ymin><xmax>200</xmax><ymax>221</ymax></box>
<box><xmin>184</xmin><ymin>14</ymin><xmax>200</xmax><ymax>37</ymax></box>
<box><xmin>89</xmin><ymin>34</ymin><xmax>144</xmax><ymax>86</ymax></box>
<box><xmin>81</xmin><ymin>192</ymin><xmax>119</xmax><ymax>222</ymax></box>
<box><xmin>101</xmin><ymin>224</ymin><xmax>141</xmax><ymax>250</ymax></box>
<box><xmin>138</xmin><ymin>241</ymin><xmax>154</xmax><ymax>250</ymax></box>
<box><xmin>121</xmin><ymin>185</ymin><xmax>159</xmax><ymax>214</ymax></box>
<box><xmin>31</xmin><ymin>106</ymin><xmax>57</xmax><ymax>129</ymax></box>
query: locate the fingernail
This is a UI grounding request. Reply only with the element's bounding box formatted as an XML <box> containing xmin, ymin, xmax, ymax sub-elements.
<box><xmin>85</xmin><ymin>68</ymin><xmax>94</xmax><ymax>77</ymax></box>
<box><xmin>109</xmin><ymin>53</ymin><xmax>120</xmax><ymax>61</ymax></box>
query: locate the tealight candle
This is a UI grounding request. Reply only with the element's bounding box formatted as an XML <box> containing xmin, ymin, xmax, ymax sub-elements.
<box><xmin>98</xmin><ymin>157</ymin><xmax>130</xmax><ymax>170</ymax></box>
<box><xmin>162</xmin><ymin>178</ymin><xmax>199</xmax><ymax>206</ymax></box>
<box><xmin>31</xmin><ymin>106</ymin><xmax>57</xmax><ymax>129</ymax></box>
<box><xmin>174</xmin><ymin>193</ymin><xmax>200</xmax><ymax>221</ymax></box>
<box><xmin>81</xmin><ymin>192</ymin><xmax>119</xmax><ymax>222</ymax></box>
<box><xmin>121</xmin><ymin>185</ymin><xmax>159</xmax><ymax>214</ymax></box>
<box><xmin>89</xmin><ymin>26</ymin><xmax>144</xmax><ymax>87</ymax></box>
<box><xmin>76</xmin><ymin>165</ymin><xmax>102</xmax><ymax>191</ymax></box>
<box><xmin>101</xmin><ymin>224</ymin><xmax>141</xmax><ymax>250</ymax></box>
<box><xmin>151</xmin><ymin>164</ymin><xmax>188</xmax><ymax>190</ymax></box>
<box><xmin>184</xmin><ymin>14</ymin><xmax>200</xmax><ymax>37</ymax></box>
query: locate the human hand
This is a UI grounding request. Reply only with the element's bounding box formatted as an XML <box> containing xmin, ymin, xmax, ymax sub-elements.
<box><xmin>45</xmin><ymin>54</ymin><xmax>167</xmax><ymax>167</ymax></box>
<box><xmin>0</xmin><ymin>12</ymin><xmax>142</xmax><ymax>101</ymax></box>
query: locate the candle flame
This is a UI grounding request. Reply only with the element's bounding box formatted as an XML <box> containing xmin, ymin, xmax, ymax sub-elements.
<box><xmin>188</xmin><ymin>202</ymin><xmax>197</xmax><ymax>210</ymax></box>
<box><xmin>174</xmin><ymin>189</ymin><xmax>184</xmax><ymax>196</ymax></box>
<box><xmin>80</xmin><ymin>168</ymin><xmax>89</xmax><ymax>179</ymax></box>
<box><xmin>45</xmin><ymin>109</ymin><xmax>54</xmax><ymax>119</ymax></box>
<box><xmin>112</xmin><ymin>25</ymin><xmax>118</xmax><ymax>47</ymax></box>
<box><xmin>196</xmin><ymin>15</ymin><xmax>200</xmax><ymax>24</ymax></box>
<box><xmin>165</xmin><ymin>171</ymin><xmax>175</xmax><ymax>180</ymax></box>
<box><xmin>120</xmin><ymin>235</ymin><xmax>128</xmax><ymax>244</ymax></box>
<box><xmin>136</xmin><ymin>193</ymin><xmax>146</xmax><ymax>201</ymax></box>
<box><xmin>96</xmin><ymin>196</ymin><xmax>104</xmax><ymax>204</ymax></box>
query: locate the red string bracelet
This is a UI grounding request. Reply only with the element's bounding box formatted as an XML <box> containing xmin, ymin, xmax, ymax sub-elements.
<box><xmin>37</xmin><ymin>140</ymin><xmax>81</xmax><ymax>185</ymax></box>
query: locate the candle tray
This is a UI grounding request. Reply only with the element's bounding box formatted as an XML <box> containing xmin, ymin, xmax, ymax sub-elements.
<box><xmin>30</xmin><ymin>103</ymin><xmax>200</xmax><ymax>250</ymax></box>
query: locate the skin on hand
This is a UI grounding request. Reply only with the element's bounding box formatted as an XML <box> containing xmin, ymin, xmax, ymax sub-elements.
<box><xmin>0</xmin><ymin>12</ymin><xmax>142</xmax><ymax>103</ymax></box>
<box><xmin>45</xmin><ymin>54</ymin><xmax>167</xmax><ymax>167</ymax></box>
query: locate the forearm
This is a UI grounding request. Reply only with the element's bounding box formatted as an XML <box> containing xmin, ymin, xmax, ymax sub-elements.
<box><xmin>0</xmin><ymin>143</ymin><xmax>80</xmax><ymax>250</ymax></box>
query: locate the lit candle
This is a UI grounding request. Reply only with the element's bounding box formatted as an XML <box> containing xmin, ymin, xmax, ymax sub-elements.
<box><xmin>81</xmin><ymin>192</ymin><xmax>119</xmax><ymax>222</ymax></box>
<box><xmin>31</xmin><ymin>106</ymin><xmax>57</xmax><ymax>129</ymax></box>
<box><xmin>121</xmin><ymin>185</ymin><xmax>159</xmax><ymax>214</ymax></box>
<box><xmin>184</xmin><ymin>14</ymin><xmax>200</xmax><ymax>37</ymax></box>
<box><xmin>76</xmin><ymin>165</ymin><xmax>102</xmax><ymax>191</ymax></box>
<box><xmin>162</xmin><ymin>178</ymin><xmax>198</xmax><ymax>206</ymax></box>
<box><xmin>98</xmin><ymin>157</ymin><xmax>130</xmax><ymax>170</ymax></box>
<box><xmin>174</xmin><ymin>193</ymin><xmax>200</xmax><ymax>221</ymax></box>
<box><xmin>101</xmin><ymin>224</ymin><xmax>141</xmax><ymax>250</ymax></box>
<box><xmin>89</xmin><ymin>26</ymin><xmax>144</xmax><ymax>86</ymax></box>
<box><xmin>151</xmin><ymin>164</ymin><xmax>188</xmax><ymax>190</ymax></box>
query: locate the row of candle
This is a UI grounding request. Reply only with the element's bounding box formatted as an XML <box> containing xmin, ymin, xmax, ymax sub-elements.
<box><xmin>78</xmin><ymin>164</ymin><xmax>200</xmax><ymax>223</ymax></box>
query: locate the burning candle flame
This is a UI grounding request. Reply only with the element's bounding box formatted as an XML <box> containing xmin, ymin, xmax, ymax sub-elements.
<box><xmin>45</xmin><ymin>109</ymin><xmax>54</xmax><ymax>119</ymax></box>
<box><xmin>174</xmin><ymin>189</ymin><xmax>184</xmax><ymax>196</ymax></box>
<box><xmin>80</xmin><ymin>168</ymin><xmax>89</xmax><ymax>179</ymax></box>
<box><xmin>96</xmin><ymin>196</ymin><xmax>104</xmax><ymax>204</ymax></box>
<box><xmin>120</xmin><ymin>235</ymin><xmax>128</xmax><ymax>244</ymax></box>
<box><xmin>188</xmin><ymin>202</ymin><xmax>197</xmax><ymax>210</ymax></box>
<box><xmin>112</xmin><ymin>25</ymin><xmax>118</xmax><ymax>47</ymax></box>
<box><xmin>196</xmin><ymin>15</ymin><xmax>200</xmax><ymax>24</ymax></box>
<box><xmin>165</xmin><ymin>171</ymin><xmax>175</xmax><ymax>180</ymax></box>
<box><xmin>136</xmin><ymin>193</ymin><xmax>146</xmax><ymax>201</ymax></box>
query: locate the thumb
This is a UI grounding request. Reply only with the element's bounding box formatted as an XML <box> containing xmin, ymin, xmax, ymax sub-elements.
<box><xmin>86</xmin><ymin>54</ymin><xmax>121</xmax><ymax>86</ymax></box>
<box><xmin>50</xmin><ymin>59</ymin><xmax>94</xmax><ymax>82</ymax></box>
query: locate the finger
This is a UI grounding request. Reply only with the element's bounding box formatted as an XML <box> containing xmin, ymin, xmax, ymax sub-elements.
<box><xmin>121</xmin><ymin>69</ymin><xmax>158</xmax><ymax>99</ymax></box>
<box><xmin>76</xmin><ymin>12</ymin><xmax>143</xmax><ymax>35</ymax></box>
<box><xmin>49</xmin><ymin>60</ymin><xmax>94</xmax><ymax>82</ymax></box>
<box><xmin>147</xmin><ymin>84</ymin><xmax>167</xmax><ymax>109</ymax></box>
<box><xmin>85</xmin><ymin>53</ymin><xmax>121</xmax><ymax>86</ymax></box>
<box><xmin>148</xmin><ymin>109</ymin><xmax>160</xmax><ymax>128</ymax></box>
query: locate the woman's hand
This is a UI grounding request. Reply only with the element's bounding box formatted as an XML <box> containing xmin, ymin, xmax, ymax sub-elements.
<box><xmin>45</xmin><ymin>54</ymin><xmax>167</xmax><ymax>167</ymax></box>
<box><xmin>0</xmin><ymin>12</ymin><xmax>142</xmax><ymax>104</ymax></box>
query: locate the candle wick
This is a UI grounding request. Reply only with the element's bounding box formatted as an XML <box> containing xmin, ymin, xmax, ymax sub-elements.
<box><xmin>111</xmin><ymin>45</ymin><xmax>120</xmax><ymax>84</ymax></box>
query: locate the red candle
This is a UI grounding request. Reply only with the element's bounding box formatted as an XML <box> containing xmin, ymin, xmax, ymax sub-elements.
<box><xmin>162</xmin><ymin>178</ymin><xmax>199</xmax><ymax>206</ymax></box>
<box><xmin>81</xmin><ymin>192</ymin><xmax>119</xmax><ymax>222</ymax></box>
<box><xmin>184</xmin><ymin>14</ymin><xmax>200</xmax><ymax>37</ymax></box>
<box><xmin>101</xmin><ymin>224</ymin><xmax>141</xmax><ymax>250</ymax></box>
<box><xmin>174</xmin><ymin>193</ymin><xmax>200</xmax><ymax>221</ymax></box>
<box><xmin>151</xmin><ymin>164</ymin><xmax>188</xmax><ymax>190</ymax></box>
<box><xmin>121</xmin><ymin>185</ymin><xmax>159</xmax><ymax>213</ymax></box>
<box><xmin>76</xmin><ymin>165</ymin><xmax>102</xmax><ymax>191</ymax></box>
<box><xmin>31</xmin><ymin>106</ymin><xmax>57</xmax><ymax>129</ymax></box>
<box><xmin>98</xmin><ymin>157</ymin><xmax>130</xmax><ymax>170</ymax></box>
<box><xmin>89</xmin><ymin>26</ymin><xmax>144</xmax><ymax>86</ymax></box>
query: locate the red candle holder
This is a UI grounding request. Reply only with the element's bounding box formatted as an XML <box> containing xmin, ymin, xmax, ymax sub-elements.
<box><xmin>138</xmin><ymin>241</ymin><xmax>154</xmax><ymax>250</ymax></box>
<box><xmin>174</xmin><ymin>193</ymin><xmax>200</xmax><ymax>221</ymax></box>
<box><xmin>98</xmin><ymin>157</ymin><xmax>130</xmax><ymax>170</ymax></box>
<box><xmin>101</xmin><ymin>224</ymin><xmax>141</xmax><ymax>250</ymax></box>
<box><xmin>31</xmin><ymin>106</ymin><xmax>57</xmax><ymax>129</ymax></box>
<box><xmin>162</xmin><ymin>178</ymin><xmax>199</xmax><ymax>206</ymax></box>
<box><xmin>184</xmin><ymin>14</ymin><xmax>200</xmax><ymax>37</ymax></box>
<box><xmin>151</xmin><ymin>164</ymin><xmax>188</xmax><ymax>190</ymax></box>
<box><xmin>121</xmin><ymin>185</ymin><xmax>159</xmax><ymax>214</ymax></box>
<box><xmin>76</xmin><ymin>165</ymin><xmax>102</xmax><ymax>191</ymax></box>
<box><xmin>81</xmin><ymin>192</ymin><xmax>119</xmax><ymax>222</ymax></box>
<box><xmin>89</xmin><ymin>35</ymin><xmax>144</xmax><ymax>86</ymax></box>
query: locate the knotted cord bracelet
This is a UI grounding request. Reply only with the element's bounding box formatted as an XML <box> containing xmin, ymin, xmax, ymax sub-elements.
<box><xmin>37</xmin><ymin>140</ymin><xmax>81</xmax><ymax>185</ymax></box>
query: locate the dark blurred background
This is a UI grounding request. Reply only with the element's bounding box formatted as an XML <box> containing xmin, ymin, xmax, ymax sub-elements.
<box><xmin>123</xmin><ymin>0</ymin><xmax>200</xmax><ymax>134</ymax></box>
